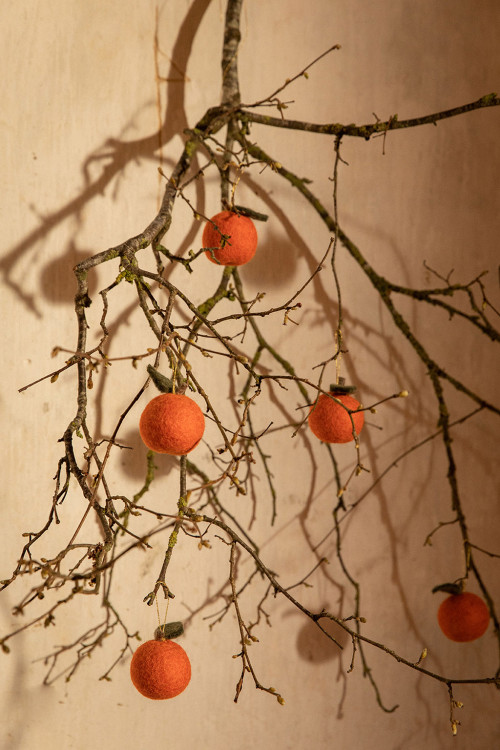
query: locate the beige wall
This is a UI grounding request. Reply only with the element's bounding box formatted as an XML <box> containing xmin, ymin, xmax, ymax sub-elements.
<box><xmin>1</xmin><ymin>1</ymin><xmax>500</xmax><ymax>748</ymax></box>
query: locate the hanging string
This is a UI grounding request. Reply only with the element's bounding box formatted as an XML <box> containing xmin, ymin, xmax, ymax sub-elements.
<box><xmin>335</xmin><ymin>330</ymin><xmax>343</xmax><ymax>385</ymax></box>
<box><xmin>171</xmin><ymin>356</ymin><xmax>178</xmax><ymax>394</ymax></box>
<box><xmin>155</xmin><ymin>591</ymin><xmax>170</xmax><ymax>630</ymax></box>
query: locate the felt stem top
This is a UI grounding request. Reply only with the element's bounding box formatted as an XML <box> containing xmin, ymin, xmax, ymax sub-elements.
<box><xmin>154</xmin><ymin>621</ymin><xmax>185</xmax><ymax>641</ymax></box>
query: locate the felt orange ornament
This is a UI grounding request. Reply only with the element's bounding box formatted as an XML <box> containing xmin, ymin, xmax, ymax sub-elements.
<box><xmin>308</xmin><ymin>389</ymin><xmax>364</xmax><ymax>444</ymax></box>
<box><xmin>139</xmin><ymin>393</ymin><xmax>205</xmax><ymax>455</ymax></box>
<box><xmin>437</xmin><ymin>592</ymin><xmax>490</xmax><ymax>642</ymax></box>
<box><xmin>202</xmin><ymin>210</ymin><xmax>258</xmax><ymax>266</ymax></box>
<box><xmin>130</xmin><ymin>638</ymin><xmax>191</xmax><ymax>700</ymax></box>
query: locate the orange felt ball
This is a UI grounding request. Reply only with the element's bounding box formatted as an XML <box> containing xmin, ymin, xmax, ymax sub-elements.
<box><xmin>139</xmin><ymin>393</ymin><xmax>205</xmax><ymax>455</ymax></box>
<box><xmin>437</xmin><ymin>592</ymin><xmax>490</xmax><ymax>642</ymax></box>
<box><xmin>130</xmin><ymin>639</ymin><xmax>191</xmax><ymax>700</ymax></box>
<box><xmin>308</xmin><ymin>392</ymin><xmax>364</xmax><ymax>444</ymax></box>
<box><xmin>202</xmin><ymin>211</ymin><xmax>258</xmax><ymax>266</ymax></box>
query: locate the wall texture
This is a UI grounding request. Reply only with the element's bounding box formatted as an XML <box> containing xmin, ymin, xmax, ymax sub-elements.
<box><xmin>1</xmin><ymin>2</ymin><xmax>500</xmax><ymax>749</ymax></box>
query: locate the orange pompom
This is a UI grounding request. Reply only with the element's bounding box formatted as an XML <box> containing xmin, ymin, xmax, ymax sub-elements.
<box><xmin>202</xmin><ymin>210</ymin><xmax>258</xmax><ymax>266</ymax></box>
<box><xmin>139</xmin><ymin>393</ymin><xmax>205</xmax><ymax>455</ymax></box>
<box><xmin>308</xmin><ymin>391</ymin><xmax>364</xmax><ymax>444</ymax></box>
<box><xmin>130</xmin><ymin>639</ymin><xmax>191</xmax><ymax>700</ymax></box>
<box><xmin>437</xmin><ymin>592</ymin><xmax>490</xmax><ymax>642</ymax></box>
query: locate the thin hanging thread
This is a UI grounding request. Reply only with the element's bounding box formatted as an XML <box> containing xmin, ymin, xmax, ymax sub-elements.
<box><xmin>155</xmin><ymin>592</ymin><xmax>170</xmax><ymax>629</ymax></box>
<box><xmin>335</xmin><ymin>330</ymin><xmax>343</xmax><ymax>384</ymax></box>
<box><xmin>171</xmin><ymin>356</ymin><xmax>178</xmax><ymax>394</ymax></box>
